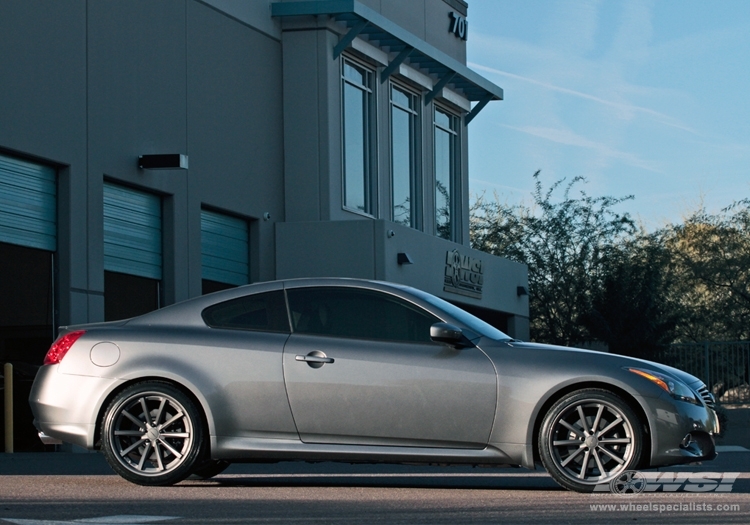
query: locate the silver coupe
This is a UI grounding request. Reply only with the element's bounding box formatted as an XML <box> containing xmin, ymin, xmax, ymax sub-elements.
<box><xmin>29</xmin><ymin>278</ymin><xmax>718</xmax><ymax>492</ymax></box>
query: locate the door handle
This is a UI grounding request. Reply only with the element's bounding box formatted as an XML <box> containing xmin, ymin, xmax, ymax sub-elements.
<box><xmin>295</xmin><ymin>351</ymin><xmax>334</xmax><ymax>368</ymax></box>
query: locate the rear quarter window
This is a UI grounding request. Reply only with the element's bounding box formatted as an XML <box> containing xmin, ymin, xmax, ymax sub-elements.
<box><xmin>202</xmin><ymin>290</ymin><xmax>290</xmax><ymax>332</ymax></box>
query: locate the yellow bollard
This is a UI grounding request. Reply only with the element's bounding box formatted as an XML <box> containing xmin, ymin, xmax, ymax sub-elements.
<box><xmin>4</xmin><ymin>363</ymin><xmax>12</xmax><ymax>453</ymax></box>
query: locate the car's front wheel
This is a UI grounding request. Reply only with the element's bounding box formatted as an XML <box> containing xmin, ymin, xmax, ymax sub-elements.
<box><xmin>101</xmin><ymin>381</ymin><xmax>205</xmax><ymax>486</ymax></box>
<box><xmin>539</xmin><ymin>389</ymin><xmax>643</xmax><ymax>493</ymax></box>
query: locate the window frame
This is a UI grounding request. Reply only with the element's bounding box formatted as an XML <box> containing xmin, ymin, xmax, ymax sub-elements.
<box><xmin>341</xmin><ymin>56</ymin><xmax>377</xmax><ymax>217</ymax></box>
<box><xmin>389</xmin><ymin>81</ymin><xmax>421</xmax><ymax>230</ymax></box>
<box><xmin>433</xmin><ymin>105</ymin><xmax>460</xmax><ymax>242</ymax></box>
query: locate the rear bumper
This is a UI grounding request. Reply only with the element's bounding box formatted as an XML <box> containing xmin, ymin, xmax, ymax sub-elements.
<box><xmin>29</xmin><ymin>365</ymin><xmax>123</xmax><ymax>449</ymax></box>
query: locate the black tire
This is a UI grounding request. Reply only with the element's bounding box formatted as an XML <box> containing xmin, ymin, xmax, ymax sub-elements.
<box><xmin>539</xmin><ymin>389</ymin><xmax>643</xmax><ymax>493</ymax></box>
<box><xmin>101</xmin><ymin>381</ymin><xmax>205</xmax><ymax>486</ymax></box>
<box><xmin>189</xmin><ymin>459</ymin><xmax>231</xmax><ymax>480</ymax></box>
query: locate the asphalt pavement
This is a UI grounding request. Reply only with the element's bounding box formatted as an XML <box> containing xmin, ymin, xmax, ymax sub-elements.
<box><xmin>0</xmin><ymin>407</ymin><xmax>747</xmax><ymax>524</ymax></box>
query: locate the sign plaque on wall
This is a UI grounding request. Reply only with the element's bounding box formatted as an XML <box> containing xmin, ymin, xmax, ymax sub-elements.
<box><xmin>444</xmin><ymin>249</ymin><xmax>483</xmax><ymax>299</ymax></box>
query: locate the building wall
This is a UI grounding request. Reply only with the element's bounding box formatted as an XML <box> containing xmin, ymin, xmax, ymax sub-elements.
<box><xmin>276</xmin><ymin>219</ymin><xmax>529</xmax><ymax>323</ymax></box>
<box><xmin>0</xmin><ymin>0</ymin><xmax>285</xmax><ymax>326</ymax></box>
<box><xmin>0</xmin><ymin>0</ymin><xmax>523</xmax><ymax>328</ymax></box>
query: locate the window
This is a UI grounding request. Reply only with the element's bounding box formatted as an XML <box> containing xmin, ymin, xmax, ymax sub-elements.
<box><xmin>390</xmin><ymin>83</ymin><xmax>419</xmax><ymax>228</ymax></box>
<box><xmin>202</xmin><ymin>291</ymin><xmax>289</xmax><ymax>332</ymax></box>
<box><xmin>287</xmin><ymin>287</ymin><xmax>439</xmax><ymax>343</ymax></box>
<box><xmin>342</xmin><ymin>59</ymin><xmax>374</xmax><ymax>215</ymax></box>
<box><xmin>434</xmin><ymin>108</ymin><xmax>459</xmax><ymax>241</ymax></box>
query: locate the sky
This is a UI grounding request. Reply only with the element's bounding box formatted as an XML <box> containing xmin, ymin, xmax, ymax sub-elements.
<box><xmin>465</xmin><ymin>0</ymin><xmax>750</xmax><ymax>230</ymax></box>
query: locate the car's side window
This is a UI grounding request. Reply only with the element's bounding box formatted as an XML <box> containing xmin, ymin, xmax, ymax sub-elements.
<box><xmin>202</xmin><ymin>290</ymin><xmax>290</xmax><ymax>332</ymax></box>
<box><xmin>286</xmin><ymin>287</ymin><xmax>439</xmax><ymax>343</ymax></box>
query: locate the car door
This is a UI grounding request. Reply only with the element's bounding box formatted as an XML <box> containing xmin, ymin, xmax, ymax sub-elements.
<box><xmin>282</xmin><ymin>286</ymin><xmax>497</xmax><ymax>449</ymax></box>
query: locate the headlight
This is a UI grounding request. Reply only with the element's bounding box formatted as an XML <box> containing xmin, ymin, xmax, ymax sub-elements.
<box><xmin>628</xmin><ymin>368</ymin><xmax>700</xmax><ymax>405</ymax></box>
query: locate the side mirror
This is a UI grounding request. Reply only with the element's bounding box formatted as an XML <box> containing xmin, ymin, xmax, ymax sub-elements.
<box><xmin>430</xmin><ymin>322</ymin><xmax>466</xmax><ymax>347</ymax></box>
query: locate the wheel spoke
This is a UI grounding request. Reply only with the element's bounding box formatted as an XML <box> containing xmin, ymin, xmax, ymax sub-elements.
<box><xmin>153</xmin><ymin>397</ymin><xmax>167</xmax><ymax>426</ymax></box>
<box><xmin>596</xmin><ymin>416</ymin><xmax>624</xmax><ymax>438</ymax></box>
<box><xmin>114</xmin><ymin>430</ymin><xmax>145</xmax><ymax>437</ymax></box>
<box><xmin>559</xmin><ymin>419</ymin><xmax>585</xmax><ymax>438</ymax></box>
<box><xmin>158</xmin><ymin>410</ymin><xmax>185</xmax><ymax>431</ymax></box>
<box><xmin>139</xmin><ymin>397</ymin><xmax>151</xmax><ymax>424</ymax></box>
<box><xmin>576</xmin><ymin>406</ymin><xmax>590</xmax><ymax>436</ymax></box>
<box><xmin>599</xmin><ymin>437</ymin><xmax>631</xmax><ymax>445</ymax></box>
<box><xmin>560</xmin><ymin>446</ymin><xmax>585</xmax><ymax>467</ymax></box>
<box><xmin>158</xmin><ymin>438</ymin><xmax>183</xmax><ymax>459</ymax></box>
<box><xmin>591</xmin><ymin>404</ymin><xmax>604</xmax><ymax>434</ymax></box>
<box><xmin>153</xmin><ymin>442</ymin><xmax>165</xmax><ymax>471</ymax></box>
<box><xmin>592</xmin><ymin>448</ymin><xmax>606</xmax><ymax>478</ymax></box>
<box><xmin>598</xmin><ymin>444</ymin><xmax>626</xmax><ymax>465</ymax></box>
<box><xmin>553</xmin><ymin>439</ymin><xmax>584</xmax><ymax>446</ymax></box>
<box><xmin>578</xmin><ymin>449</ymin><xmax>591</xmax><ymax>479</ymax></box>
<box><xmin>160</xmin><ymin>432</ymin><xmax>190</xmax><ymax>438</ymax></box>
<box><xmin>121</xmin><ymin>409</ymin><xmax>146</xmax><ymax>428</ymax></box>
<box><xmin>137</xmin><ymin>444</ymin><xmax>150</xmax><ymax>470</ymax></box>
<box><xmin>120</xmin><ymin>437</ymin><xmax>147</xmax><ymax>457</ymax></box>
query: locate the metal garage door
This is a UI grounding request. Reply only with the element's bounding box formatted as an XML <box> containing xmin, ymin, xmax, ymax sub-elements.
<box><xmin>0</xmin><ymin>153</ymin><xmax>56</xmax><ymax>251</ymax></box>
<box><xmin>103</xmin><ymin>183</ymin><xmax>162</xmax><ymax>279</ymax></box>
<box><xmin>201</xmin><ymin>209</ymin><xmax>248</xmax><ymax>286</ymax></box>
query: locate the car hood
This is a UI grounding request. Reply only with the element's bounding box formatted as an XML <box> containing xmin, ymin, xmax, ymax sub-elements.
<box><xmin>487</xmin><ymin>339</ymin><xmax>705</xmax><ymax>387</ymax></box>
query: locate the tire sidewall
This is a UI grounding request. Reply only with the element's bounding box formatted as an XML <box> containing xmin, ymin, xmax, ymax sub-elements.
<box><xmin>539</xmin><ymin>389</ymin><xmax>643</xmax><ymax>493</ymax></box>
<box><xmin>101</xmin><ymin>381</ymin><xmax>205</xmax><ymax>486</ymax></box>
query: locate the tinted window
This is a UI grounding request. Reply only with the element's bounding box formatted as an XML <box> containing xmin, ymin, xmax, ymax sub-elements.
<box><xmin>287</xmin><ymin>287</ymin><xmax>438</xmax><ymax>343</ymax></box>
<box><xmin>407</xmin><ymin>287</ymin><xmax>512</xmax><ymax>341</ymax></box>
<box><xmin>202</xmin><ymin>291</ymin><xmax>289</xmax><ymax>332</ymax></box>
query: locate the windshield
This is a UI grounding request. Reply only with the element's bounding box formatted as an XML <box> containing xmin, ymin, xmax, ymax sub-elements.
<box><xmin>407</xmin><ymin>287</ymin><xmax>513</xmax><ymax>341</ymax></box>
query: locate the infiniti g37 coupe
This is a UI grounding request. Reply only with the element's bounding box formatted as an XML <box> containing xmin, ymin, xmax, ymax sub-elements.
<box><xmin>29</xmin><ymin>278</ymin><xmax>718</xmax><ymax>492</ymax></box>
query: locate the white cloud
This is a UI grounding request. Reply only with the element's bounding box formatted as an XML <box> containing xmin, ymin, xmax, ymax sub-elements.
<box><xmin>501</xmin><ymin>124</ymin><xmax>663</xmax><ymax>173</ymax></box>
<box><xmin>469</xmin><ymin>63</ymin><xmax>697</xmax><ymax>134</ymax></box>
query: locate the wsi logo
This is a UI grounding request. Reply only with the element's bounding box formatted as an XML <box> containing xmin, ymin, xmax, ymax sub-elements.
<box><xmin>595</xmin><ymin>471</ymin><xmax>740</xmax><ymax>493</ymax></box>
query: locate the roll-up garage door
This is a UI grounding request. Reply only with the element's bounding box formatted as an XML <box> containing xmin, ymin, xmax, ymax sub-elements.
<box><xmin>103</xmin><ymin>183</ymin><xmax>162</xmax><ymax>279</ymax></box>
<box><xmin>201</xmin><ymin>209</ymin><xmax>248</xmax><ymax>286</ymax></box>
<box><xmin>0</xmin><ymin>153</ymin><xmax>56</xmax><ymax>251</ymax></box>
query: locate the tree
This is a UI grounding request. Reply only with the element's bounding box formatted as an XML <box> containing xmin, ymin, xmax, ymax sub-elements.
<box><xmin>666</xmin><ymin>200</ymin><xmax>750</xmax><ymax>342</ymax></box>
<box><xmin>471</xmin><ymin>171</ymin><xmax>636</xmax><ymax>346</ymax></box>
<box><xmin>580</xmin><ymin>233</ymin><xmax>679</xmax><ymax>358</ymax></box>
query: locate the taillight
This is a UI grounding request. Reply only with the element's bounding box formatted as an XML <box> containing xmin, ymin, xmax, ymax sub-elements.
<box><xmin>44</xmin><ymin>330</ymin><xmax>86</xmax><ymax>365</ymax></box>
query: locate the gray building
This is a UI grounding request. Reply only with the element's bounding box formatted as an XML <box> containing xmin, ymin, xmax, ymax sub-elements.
<box><xmin>0</xmin><ymin>0</ymin><xmax>528</xmax><ymax>450</ymax></box>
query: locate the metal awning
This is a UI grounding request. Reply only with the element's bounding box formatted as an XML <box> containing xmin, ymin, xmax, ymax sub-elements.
<box><xmin>271</xmin><ymin>0</ymin><xmax>503</xmax><ymax>124</ymax></box>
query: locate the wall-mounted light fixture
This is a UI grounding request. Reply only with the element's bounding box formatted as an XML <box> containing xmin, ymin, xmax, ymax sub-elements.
<box><xmin>138</xmin><ymin>154</ymin><xmax>189</xmax><ymax>170</ymax></box>
<box><xmin>517</xmin><ymin>286</ymin><xmax>528</xmax><ymax>297</ymax></box>
<box><xmin>397</xmin><ymin>252</ymin><xmax>413</xmax><ymax>265</ymax></box>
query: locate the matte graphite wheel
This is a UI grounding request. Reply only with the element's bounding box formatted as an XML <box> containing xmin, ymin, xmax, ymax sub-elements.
<box><xmin>539</xmin><ymin>389</ymin><xmax>643</xmax><ymax>493</ymax></box>
<box><xmin>101</xmin><ymin>382</ymin><xmax>205</xmax><ymax>486</ymax></box>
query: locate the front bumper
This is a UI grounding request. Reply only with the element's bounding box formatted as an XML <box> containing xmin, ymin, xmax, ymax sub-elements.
<box><xmin>647</xmin><ymin>391</ymin><xmax>719</xmax><ymax>468</ymax></box>
<box><xmin>29</xmin><ymin>365</ymin><xmax>123</xmax><ymax>449</ymax></box>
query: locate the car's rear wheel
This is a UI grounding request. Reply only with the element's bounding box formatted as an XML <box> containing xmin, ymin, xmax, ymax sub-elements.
<box><xmin>539</xmin><ymin>389</ymin><xmax>643</xmax><ymax>493</ymax></box>
<box><xmin>101</xmin><ymin>381</ymin><xmax>204</xmax><ymax>486</ymax></box>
